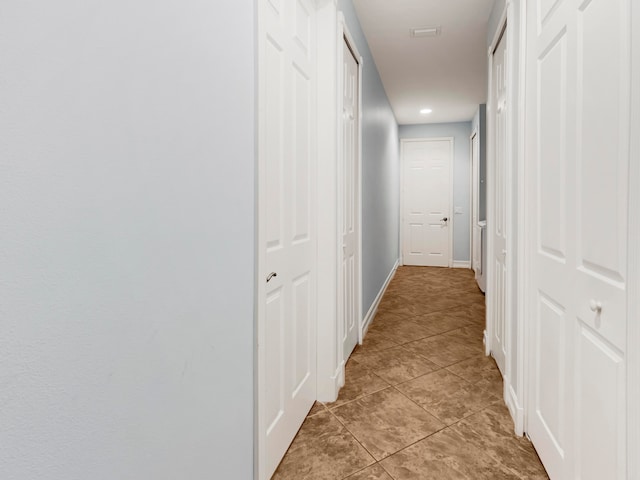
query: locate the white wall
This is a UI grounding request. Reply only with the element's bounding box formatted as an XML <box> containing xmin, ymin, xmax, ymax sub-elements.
<box><xmin>0</xmin><ymin>1</ymin><xmax>255</xmax><ymax>478</ymax></box>
<box><xmin>399</xmin><ymin>122</ymin><xmax>473</xmax><ymax>263</ymax></box>
<box><xmin>338</xmin><ymin>0</ymin><xmax>401</xmax><ymax>314</ymax></box>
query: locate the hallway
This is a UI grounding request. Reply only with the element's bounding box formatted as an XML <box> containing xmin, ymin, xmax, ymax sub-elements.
<box><xmin>274</xmin><ymin>266</ymin><xmax>548</xmax><ymax>479</ymax></box>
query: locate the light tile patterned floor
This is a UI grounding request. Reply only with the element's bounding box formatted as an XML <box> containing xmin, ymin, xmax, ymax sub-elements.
<box><xmin>273</xmin><ymin>266</ymin><xmax>548</xmax><ymax>480</ymax></box>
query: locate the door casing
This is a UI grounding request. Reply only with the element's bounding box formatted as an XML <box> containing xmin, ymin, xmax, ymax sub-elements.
<box><xmin>628</xmin><ymin>2</ymin><xmax>640</xmax><ymax>476</ymax></box>
<box><xmin>486</xmin><ymin>0</ymin><xmax>529</xmax><ymax>436</ymax></box>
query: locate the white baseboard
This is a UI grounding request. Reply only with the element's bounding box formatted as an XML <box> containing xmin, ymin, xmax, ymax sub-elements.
<box><xmin>453</xmin><ymin>260</ymin><xmax>471</xmax><ymax>269</ymax></box>
<box><xmin>483</xmin><ymin>330</ymin><xmax>490</xmax><ymax>355</ymax></box>
<box><xmin>362</xmin><ymin>259</ymin><xmax>399</xmax><ymax>335</ymax></box>
<box><xmin>505</xmin><ymin>382</ymin><xmax>525</xmax><ymax>436</ymax></box>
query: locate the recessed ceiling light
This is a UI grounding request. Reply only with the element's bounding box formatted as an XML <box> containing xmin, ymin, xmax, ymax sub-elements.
<box><xmin>410</xmin><ymin>26</ymin><xmax>441</xmax><ymax>38</ymax></box>
<box><xmin>420</xmin><ymin>108</ymin><xmax>433</xmax><ymax>114</ymax></box>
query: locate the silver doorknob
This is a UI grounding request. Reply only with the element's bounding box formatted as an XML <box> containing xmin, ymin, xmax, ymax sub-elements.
<box><xmin>589</xmin><ymin>300</ymin><xmax>602</xmax><ymax>313</ymax></box>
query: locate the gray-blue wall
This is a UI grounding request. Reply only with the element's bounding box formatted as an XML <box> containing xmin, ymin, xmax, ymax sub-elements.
<box><xmin>399</xmin><ymin>122</ymin><xmax>473</xmax><ymax>263</ymax></box>
<box><xmin>0</xmin><ymin>1</ymin><xmax>255</xmax><ymax>477</ymax></box>
<box><xmin>338</xmin><ymin>0</ymin><xmax>401</xmax><ymax>314</ymax></box>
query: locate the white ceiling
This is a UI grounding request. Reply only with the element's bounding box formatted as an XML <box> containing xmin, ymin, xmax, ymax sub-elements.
<box><xmin>352</xmin><ymin>0</ymin><xmax>496</xmax><ymax>125</ymax></box>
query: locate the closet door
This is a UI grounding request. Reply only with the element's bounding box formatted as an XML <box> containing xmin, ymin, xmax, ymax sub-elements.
<box><xmin>257</xmin><ymin>0</ymin><xmax>318</xmax><ymax>477</ymax></box>
<box><xmin>525</xmin><ymin>0</ymin><xmax>631</xmax><ymax>478</ymax></box>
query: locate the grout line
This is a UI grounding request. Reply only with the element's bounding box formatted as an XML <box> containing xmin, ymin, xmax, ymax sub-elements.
<box><xmin>377</xmin><ymin>461</ymin><xmax>398</xmax><ymax>480</ymax></box>
<box><xmin>325</xmin><ymin>382</ymin><xmax>391</xmax><ymax>412</ymax></box>
<box><xmin>327</xmin><ymin>408</ymin><xmax>380</xmax><ymax>463</ymax></box>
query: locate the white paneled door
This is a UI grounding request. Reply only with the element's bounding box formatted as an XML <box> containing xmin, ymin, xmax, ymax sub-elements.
<box><xmin>257</xmin><ymin>0</ymin><xmax>318</xmax><ymax>478</ymax></box>
<box><xmin>401</xmin><ymin>139</ymin><xmax>452</xmax><ymax>267</ymax></box>
<box><xmin>525</xmin><ymin>0</ymin><xmax>631</xmax><ymax>478</ymax></box>
<box><xmin>471</xmin><ymin>131</ymin><xmax>481</xmax><ymax>276</ymax></box>
<box><xmin>490</xmin><ymin>27</ymin><xmax>508</xmax><ymax>375</ymax></box>
<box><xmin>341</xmin><ymin>38</ymin><xmax>360</xmax><ymax>360</ymax></box>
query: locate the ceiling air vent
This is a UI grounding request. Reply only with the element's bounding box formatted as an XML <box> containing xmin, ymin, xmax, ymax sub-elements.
<box><xmin>410</xmin><ymin>26</ymin><xmax>441</xmax><ymax>38</ymax></box>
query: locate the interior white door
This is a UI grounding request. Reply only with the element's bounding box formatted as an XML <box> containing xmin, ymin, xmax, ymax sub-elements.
<box><xmin>525</xmin><ymin>0</ymin><xmax>630</xmax><ymax>478</ymax></box>
<box><xmin>341</xmin><ymin>39</ymin><xmax>359</xmax><ymax>360</ymax></box>
<box><xmin>258</xmin><ymin>0</ymin><xmax>318</xmax><ymax>478</ymax></box>
<box><xmin>401</xmin><ymin>139</ymin><xmax>452</xmax><ymax>267</ymax></box>
<box><xmin>490</xmin><ymin>28</ymin><xmax>507</xmax><ymax>375</ymax></box>
<box><xmin>471</xmin><ymin>132</ymin><xmax>481</xmax><ymax>276</ymax></box>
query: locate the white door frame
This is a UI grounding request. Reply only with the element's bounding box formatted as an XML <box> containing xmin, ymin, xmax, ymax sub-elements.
<box><xmin>513</xmin><ymin>0</ymin><xmax>527</xmax><ymax>439</ymax></box>
<box><xmin>315</xmin><ymin>0</ymin><xmax>342</xmax><ymax>403</ymax></box>
<box><xmin>487</xmin><ymin>0</ymin><xmax>526</xmax><ymax>434</ymax></box>
<box><xmin>627</xmin><ymin>1</ymin><xmax>640</xmax><ymax>475</ymax></box>
<box><xmin>337</xmin><ymin>13</ymin><xmax>364</xmax><ymax>359</ymax></box>
<box><xmin>399</xmin><ymin>137</ymin><xmax>454</xmax><ymax>268</ymax></box>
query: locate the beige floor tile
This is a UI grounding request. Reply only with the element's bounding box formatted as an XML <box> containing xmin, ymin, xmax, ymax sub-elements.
<box><xmin>369</xmin><ymin>311</ymin><xmax>406</xmax><ymax>327</ymax></box>
<box><xmin>345</xmin><ymin>464</ymin><xmax>394</xmax><ymax>480</ymax></box>
<box><xmin>395</xmin><ymin>369</ymin><xmax>500</xmax><ymax>425</ymax></box>
<box><xmin>403</xmin><ymin>334</ymin><xmax>481</xmax><ymax>367</ymax></box>
<box><xmin>307</xmin><ymin>401</ymin><xmax>326</xmax><ymax>417</ymax></box>
<box><xmin>344</xmin><ymin>359</ymin><xmax>372</xmax><ymax>379</ymax></box>
<box><xmin>354</xmin><ymin>328</ymin><xmax>399</xmax><ymax>353</ymax></box>
<box><xmin>452</xmin><ymin>404</ymin><xmax>549</xmax><ymax>479</ymax></box>
<box><xmin>379</xmin><ymin>426</ymin><xmax>522</xmax><ymax>480</ymax></box>
<box><xmin>411</xmin><ymin>310</ymin><xmax>474</xmax><ymax>336</ymax></box>
<box><xmin>445</xmin><ymin>355</ymin><xmax>503</xmax><ymax>388</ymax></box>
<box><xmin>365</xmin><ymin>318</ymin><xmax>434</xmax><ymax>345</ymax></box>
<box><xmin>442</xmin><ymin>325</ymin><xmax>486</xmax><ymax>344</ymax></box>
<box><xmin>277</xmin><ymin>266</ymin><xmax>547</xmax><ymax>479</ymax></box>
<box><xmin>332</xmin><ymin>388</ymin><xmax>445</xmax><ymax>460</ymax></box>
<box><xmin>273</xmin><ymin>411</ymin><xmax>375</xmax><ymax>480</ymax></box>
<box><xmin>351</xmin><ymin>345</ymin><xmax>440</xmax><ymax>384</ymax></box>
<box><xmin>376</xmin><ymin>296</ymin><xmax>423</xmax><ymax>318</ymax></box>
<box><xmin>326</xmin><ymin>371</ymin><xmax>389</xmax><ymax>409</ymax></box>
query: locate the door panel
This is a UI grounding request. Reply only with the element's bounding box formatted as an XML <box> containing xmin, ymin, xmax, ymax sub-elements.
<box><xmin>526</xmin><ymin>0</ymin><xmax>630</xmax><ymax>477</ymax></box>
<box><xmin>538</xmin><ymin>30</ymin><xmax>567</xmax><ymax>261</ymax></box>
<box><xmin>341</xmin><ymin>39</ymin><xmax>359</xmax><ymax>360</ymax></box>
<box><xmin>259</xmin><ymin>0</ymin><xmax>318</xmax><ymax>477</ymax></box>
<box><xmin>401</xmin><ymin>140</ymin><xmax>452</xmax><ymax>267</ymax></box>
<box><xmin>530</xmin><ymin>292</ymin><xmax>566</xmax><ymax>476</ymax></box>
<box><xmin>576</xmin><ymin>323</ymin><xmax>625</xmax><ymax>480</ymax></box>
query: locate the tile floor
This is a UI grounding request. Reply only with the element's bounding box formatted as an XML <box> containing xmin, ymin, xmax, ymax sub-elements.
<box><xmin>273</xmin><ymin>266</ymin><xmax>549</xmax><ymax>480</ymax></box>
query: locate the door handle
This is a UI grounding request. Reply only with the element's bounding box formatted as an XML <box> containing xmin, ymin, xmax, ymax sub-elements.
<box><xmin>266</xmin><ymin>272</ymin><xmax>277</xmax><ymax>283</ymax></box>
<box><xmin>589</xmin><ymin>300</ymin><xmax>603</xmax><ymax>314</ymax></box>
<box><xmin>441</xmin><ymin>217</ymin><xmax>448</xmax><ymax>222</ymax></box>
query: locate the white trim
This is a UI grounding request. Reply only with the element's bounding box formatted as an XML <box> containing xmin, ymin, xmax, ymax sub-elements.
<box><xmin>505</xmin><ymin>382</ymin><xmax>524</xmax><ymax>434</ymax></box>
<box><xmin>453</xmin><ymin>260</ymin><xmax>471</xmax><ymax>269</ymax></box>
<box><xmin>336</xmin><ymin>12</ymin><xmax>364</xmax><ymax>366</ymax></box>
<box><xmin>315</xmin><ymin>0</ymin><xmax>340</xmax><ymax>403</ymax></box>
<box><xmin>487</xmin><ymin>0</ymin><xmax>523</xmax><ymax>432</ymax></box>
<box><xmin>399</xmin><ymin>137</ymin><xmax>455</xmax><ymax>268</ymax></box>
<box><xmin>513</xmin><ymin>0</ymin><xmax>527</xmax><ymax>438</ymax></box>
<box><xmin>488</xmin><ymin>2</ymin><xmax>509</xmax><ymax>58</ymax></box>
<box><xmin>362</xmin><ymin>260</ymin><xmax>399</xmax><ymax>335</ymax></box>
<box><xmin>628</xmin><ymin>1</ymin><xmax>640</xmax><ymax>476</ymax></box>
